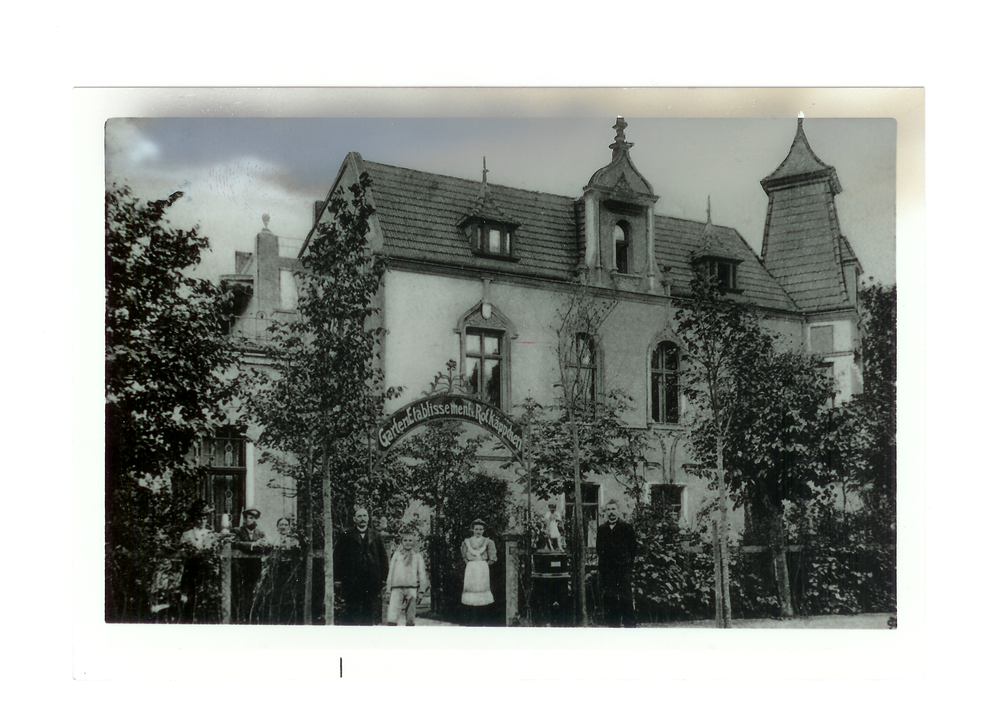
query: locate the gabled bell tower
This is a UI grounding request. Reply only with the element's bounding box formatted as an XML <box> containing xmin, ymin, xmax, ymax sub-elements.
<box><xmin>578</xmin><ymin>117</ymin><xmax>661</xmax><ymax>292</ymax></box>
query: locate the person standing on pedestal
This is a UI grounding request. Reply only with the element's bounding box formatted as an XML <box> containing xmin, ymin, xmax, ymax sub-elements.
<box><xmin>596</xmin><ymin>499</ymin><xmax>637</xmax><ymax>628</ymax></box>
<box><xmin>544</xmin><ymin>500</ymin><xmax>564</xmax><ymax>551</ymax></box>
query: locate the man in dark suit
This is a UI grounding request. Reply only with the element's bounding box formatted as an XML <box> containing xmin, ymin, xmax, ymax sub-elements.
<box><xmin>232</xmin><ymin>507</ymin><xmax>266</xmax><ymax>623</ymax></box>
<box><xmin>595</xmin><ymin>499</ymin><xmax>638</xmax><ymax>627</ymax></box>
<box><xmin>334</xmin><ymin>505</ymin><xmax>388</xmax><ymax>625</ymax></box>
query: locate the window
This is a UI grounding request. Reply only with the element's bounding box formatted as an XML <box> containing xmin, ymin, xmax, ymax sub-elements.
<box><xmin>565</xmin><ymin>482</ymin><xmax>601</xmax><ymax>548</ymax></box>
<box><xmin>651</xmin><ymin>341</ymin><xmax>680</xmax><ymax>424</ymax></box>
<box><xmin>192</xmin><ymin>428</ymin><xmax>247</xmax><ymax>532</ymax></box>
<box><xmin>465</xmin><ymin>328</ymin><xmax>504</xmax><ymax>407</ymax></box>
<box><xmin>614</xmin><ymin>221</ymin><xmax>629</xmax><ymax>274</ymax></box>
<box><xmin>707</xmin><ymin>259</ymin><xmax>737</xmax><ymax>291</ymax></box>
<box><xmin>568</xmin><ymin>332</ymin><xmax>597</xmax><ymax>404</ymax></box>
<box><xmin>469</xmin><ymin>222</ymin><xmax>514</xmax><ymax>257</ymax></box>
<box><xmin>650</xmin><ymin>484</ymin><xmax>684</xmax><ymax>524</ymax></box>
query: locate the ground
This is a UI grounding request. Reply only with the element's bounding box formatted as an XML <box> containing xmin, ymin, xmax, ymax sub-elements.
<box><xmin>411</xmin><ymin>612</ymin><xmax>896</xmax><ymax>629</ymax></box>
<box><xmin>640</xmin><ymin>613</ymin><xmax>895</xmax><ymax>629</ymax></box>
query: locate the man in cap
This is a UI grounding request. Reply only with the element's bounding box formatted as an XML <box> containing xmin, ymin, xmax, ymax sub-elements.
<box><xmin>234</xmin><ymin>508</ymin><xmax>266</xmax><ymax>549</ymax></box>
<box><xmin>233</xmin><ymin>507</ymin><xmax>266</xmax><ymax>622</ymax></box>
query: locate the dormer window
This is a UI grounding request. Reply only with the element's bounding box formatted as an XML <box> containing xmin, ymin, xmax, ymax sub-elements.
<box><xmin>465</xmin><ymin>220</ymin><xmax>516</xmax><ymax>258</ymax></box>
<box><xmin>696</xmin><ymin>256</ymin><xmax>740</xmax><ymax>293</ymax></box>
<box><xmin>462</xmin><ymin>158</ymin><xmax>519</xmax><ymax>260</ymax></box>
<box><xmin>614</xmin><ymin>221</ymin><xmax>629</xmax><ymax>273</ymax></box>
<box><xmin>708</xmin><ymin>259</ymin><xmax>738</xmax><ymax>291</ymax></box>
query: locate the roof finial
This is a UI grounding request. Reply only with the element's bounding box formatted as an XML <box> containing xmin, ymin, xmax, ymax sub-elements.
<box><xmin>706</xmin><ymin>196</ymin><xmax>712</xmax><ymax>225</ymax></box>
<box><xmin>609</xmin><ymin>116</ymin><xmax>635</xmax><ymax>158</ymax></box>
<box><xmin>482</xmin><ymin>156</ymin><xmax>489</xmax><ymax>185</ymax></box>
<box><xmin>262</xmin><ymin>213</ymin><xmax>271</xmax><ymax>231</ymax></box>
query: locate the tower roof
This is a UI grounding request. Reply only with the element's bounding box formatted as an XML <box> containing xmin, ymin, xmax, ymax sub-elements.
<box><xmin>585</xmin><ymin>117</ymin><xmax>656</xmax><ymax>199</ymax></box>
<box><xmin>761</xmin><ymin>118</ymin><xmax>842</xmax><ymax>195</ymax></box>
<box><xmin>759</xmin><ymin>120</ymin><xmax>854</xmax><ymax>312</ymax></box>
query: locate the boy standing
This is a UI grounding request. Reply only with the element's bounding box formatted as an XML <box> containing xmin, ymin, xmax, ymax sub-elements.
<box><xmin>385</xmin><ymin>531</ymin><xmax>428</xmax><ymax>626</ymax></box>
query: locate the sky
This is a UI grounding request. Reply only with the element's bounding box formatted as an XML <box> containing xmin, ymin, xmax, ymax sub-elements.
<box><xmin>105</xmin><ymin>116</ymin><xmax>896</xmax><ymax>285</ymax></box>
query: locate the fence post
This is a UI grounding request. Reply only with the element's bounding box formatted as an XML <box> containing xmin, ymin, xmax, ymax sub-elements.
<box><xmin>503</xmin><ymin>533</ymin><xmax>520</xmax><ymax>626</ymax></box>
<box><xmin>220</xmin><ymin>541</ymin><xmax>232</xmax><ymax>624</ymax></box>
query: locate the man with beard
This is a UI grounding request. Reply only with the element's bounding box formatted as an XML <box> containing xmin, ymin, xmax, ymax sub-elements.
<box><xmin>595</xmin><ymin>499</ymin><xmax>638</xmax><ymax>627</ymax></box>
<box><xmin>334</xmin><ymin>506</ymin><xmax>388</xmax><ymax>625</ymax></box>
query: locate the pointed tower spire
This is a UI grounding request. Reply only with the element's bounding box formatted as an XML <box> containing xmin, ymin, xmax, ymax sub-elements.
<box><xmin>760</xmin><ymin>119</ymin><xmax>853</xmax><ymax>311</ymax></box>
<box><xmin>761</xmin><ymin>117</ymin><xmax>841</xmax><ymax>194</ymax></box>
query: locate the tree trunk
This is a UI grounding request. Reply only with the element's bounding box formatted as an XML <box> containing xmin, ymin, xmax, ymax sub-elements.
<box><xmin>765</xmin><ymin>494</ymin><xmax>794</xmax><ymax>618</ymax></box>
<box><xmin>302</xmin><ymin>473</ymin><xmax>314</xmax><ymax>625</ymax></box>
<box><xmin>322</xmin><ymin>446</ymin><xmax>336</xmax><ymax>625</ymax></box>
<box><xmin>716</xmin><ymin>440</ymin><xmax>732</xmax><ymax>628</ymax></box>
<box><xmin>712</xmin><ymin>520</ymin><xmax>723</xmax><ymax>627</ymax></box>
<box><xmin>569</xmin><ymin>417</ymin><xmax>589</xmax><ymax>627</ymax></box>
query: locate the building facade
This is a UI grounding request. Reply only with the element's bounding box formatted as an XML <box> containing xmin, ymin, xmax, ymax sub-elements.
<box><xmin>216</xmin><ymin>117</ymin><xmax>863</xmax><ymax>543</ymax></box>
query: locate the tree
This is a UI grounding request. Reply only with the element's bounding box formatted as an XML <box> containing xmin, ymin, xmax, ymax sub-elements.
<box><xmin>105</xmin><ymin>185</ymin><xmax>239</xmax><ymax>621</ymax></box>
<box><xmin>856</xmin><ymin>282</ymin><xmax>897</xmax><ymax>540</ymax></box>
<box><xmin>522</xmin><ymin>290</ymin><xmax>648</xmax><ymax>626</ymax></box>
<box><xmin>244</xmin><ymin>173</ymin><xmax>398</xmax><ymax>625</ymax></box>
<box><xmin>677</xmin><ymin>265</ymin><xmax>835</xmax><ymax>622</ymax></box>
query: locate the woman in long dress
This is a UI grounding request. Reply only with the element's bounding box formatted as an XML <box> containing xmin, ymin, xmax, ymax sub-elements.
<box><xmin>255</xmin><ymin>517</ymin><xmax>301</xmax><ymax>624</ymax></box>
<box><xmin>460</xmin><ymin>518</ymin><xmax>497</xmax><ymax>623</ymax></box>
<box><xmin>178</xmin><ymin>501</ymin><xmax>220</xmax><ymax>623</ymax></box>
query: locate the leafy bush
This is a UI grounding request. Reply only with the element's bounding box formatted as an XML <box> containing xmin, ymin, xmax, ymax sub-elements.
<box><xmin>786</xmin><ymin>496</ymin><xmax>896</xmax><ymax>615</ymax></box>
<box><xmin>630</xmin><ymin>505</ymin><xmax>689</xmax><ymax>622</ymax></box>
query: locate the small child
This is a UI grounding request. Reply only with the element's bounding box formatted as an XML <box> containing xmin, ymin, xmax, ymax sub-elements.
<box><xmin>385</xmin><ymin>531</ymin><xmax>428</xmax><ymax>626</ymax></box>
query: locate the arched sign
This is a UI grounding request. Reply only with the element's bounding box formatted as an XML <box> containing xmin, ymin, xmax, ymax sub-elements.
<box><xmin>377</xmin><ymin>394</ymin><xmax>524</xmax><ymax>463</ymax></box>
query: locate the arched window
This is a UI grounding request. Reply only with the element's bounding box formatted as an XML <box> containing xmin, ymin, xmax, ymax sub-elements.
<box><xmin>614</xmin><ymin>221</ymin><xmax>629</xmax><ymax>274</ymax></box>
<box><xmin>568</xmin><ymin>332</ymin><xmax>598</xmax><ymax>404</ymax></box>
<box><xmin>651</xmin><ymin>341</ymin><xmax>680</xmax><ymax>423</ymax></box>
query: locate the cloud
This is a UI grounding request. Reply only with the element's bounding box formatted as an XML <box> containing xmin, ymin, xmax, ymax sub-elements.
<box><xmin>106</xmin><ymin>119</ymin><xmax>161</xmax><ymax>176</ymax></box>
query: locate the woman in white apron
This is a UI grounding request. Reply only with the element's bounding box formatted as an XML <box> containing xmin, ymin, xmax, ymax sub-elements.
<box><xmin>460</xmin><ymin>518</ymin><xmax>497</xmax><ymax>621</ymax></box>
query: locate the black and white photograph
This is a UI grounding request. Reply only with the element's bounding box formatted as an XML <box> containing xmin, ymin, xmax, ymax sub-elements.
<box><xmin>99</xmin><ymin>91</ymin><xmax>903</xmax><ymax>642</ymax></box>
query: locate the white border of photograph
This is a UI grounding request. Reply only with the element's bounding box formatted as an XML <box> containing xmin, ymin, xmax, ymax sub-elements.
<box><xmin>75</xmin><ymin>87</ymin><xmax>924</xmax><ymax>683</ymax></box>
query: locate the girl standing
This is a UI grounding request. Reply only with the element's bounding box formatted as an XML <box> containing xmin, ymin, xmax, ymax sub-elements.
<box><xmin>460</xmin><ymin>518</ymin><xmax>497</xmax><ymax>623</ymax></box>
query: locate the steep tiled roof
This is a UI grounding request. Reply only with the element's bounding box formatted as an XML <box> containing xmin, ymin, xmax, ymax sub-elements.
<box><xmin>761</xmin><ymin>182</ymin><xmax>851</xmax><ymax>311</ymax></box>
<box><xmin>655</xmin><ymin>218</ymin><xmax>797</xmax><ymax>312</ymax></box>
<box><xmin>840</xmin><ymin>234</ymin><xmax>860</xmax><ymax>268</ymax></box>
<box><xmin>361</xmin><ymin>157</ymin><xmax>797</xmax><ymax>312</ymax></box>
<box><xmin>364</xmin><ymin>160</ymin><xmax>578</xmax><ymax>281</ymax></box>
<box><xmin>761</xmin><ymin>118</ymin><xmax>842</xmax><ymax>195</ymax></box>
